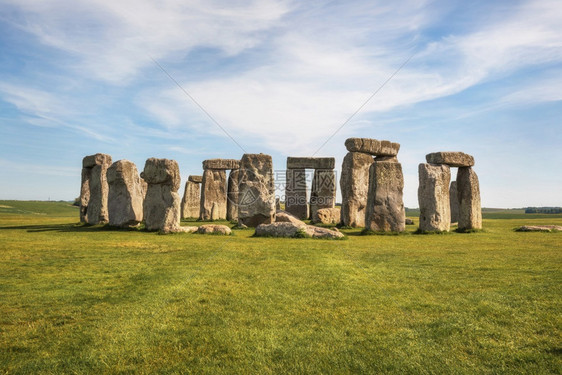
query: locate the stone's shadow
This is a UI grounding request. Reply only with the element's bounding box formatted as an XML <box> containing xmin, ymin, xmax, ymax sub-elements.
<box><xmin>0</xmin><ymin>223</ymin><xmax>140</xmax><ymax>233</ymax></box>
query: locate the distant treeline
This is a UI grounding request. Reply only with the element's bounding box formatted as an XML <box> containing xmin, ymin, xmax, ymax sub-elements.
<box><xmin>525</xmin><ymin>207</ymin><xmax>562</xmax><ymax>214</ymax></box>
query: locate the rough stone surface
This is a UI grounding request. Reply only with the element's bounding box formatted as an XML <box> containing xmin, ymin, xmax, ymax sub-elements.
<box><xmin>304</xmin><ymin>225</ymin><xmax>345</xmax><ymax>239</ymax></box>
<box><xmin>255</xmin><ymin>222</ymin><xmax>306</xmax><ymax>238</ymax></box>
<box><xmin>418</xmin><ymin>163</ymin><xmax>451</xmax><ymax>232</ymax></box>
<box><xmin>405</xmin><ymin>218</ymin><xmax>414</xmax><ymax>225</ymax></box>
<box><xmin>142</xmin><ymin>158</ymin><xmax>182</xmax><ymax>233</ymax></box>
<box><xmin>254</xmin><ymin>222</ymin><xmax>344</xmax><ymax>239</ymax></box>
<box><xmin>227</xmin><ymin>169</ymin><xmax>240</xmax><ymax>221</ymax></box>
<box><xmin>181</xmin><ymin>180</ymin><xmax>200</xmax><ymax>219</ymax></box>
<box><xmin>140</xmin><ymin>158</ymin><xmax>181</xmax><ymax>191</ymax></box>
<box><xmin>238</xmin><ymin>153</ymin><xmax>276</xmax><ymax>227</ymax></box>
<box><xmin>197</xmin><ymin>224</ymin><xmax>232</xmax><ymax>235</ymax></box>
<box><xmin>202</xmin><ymin>159</ymin><xmax>240</xmax><ymax>170</ymax></box>
<box><xmin>179</xmin><ymin>226</ymin><xmax>198</xmax><ymax>233</ymax></box>
<box><xmin>80</xmin><ymin>153</ymin><xmax>112</xmax><ymax>224</ymax></box>
<box><xmin>188</xmin><ymin>175</ymin><xmax>203</xmax><ymax>183</ymax></box>
<box><xmin>275</xmin><ymin>210</ymin><xmax>305</xmax><ymax>225</ymax></box>
<box><xmin>310</xmin><ymin>169</ymin><xmax>336</xmax><ymax>220</ymax></box>
<box><xmin>107</xmin><ymin>160</ymin><xmax>144</xmax><ymax>228</ymax></box>
<box><xmin>285</xmin><ymin>168</ymin><xmax>309</xmax><ymax>220</ymax></box>
<box><xmin>339</xmin><ymin>152</ymin><xmax>374</xmax><ymax>227</ymax></box>
<box><xmin>457</xmin><ymin>167</ymin><xmax>482</xmax><ymax>230</ymax></box>
<box><xmin>426</xmin><ymin>152</ymin><xmax>475</xmax><ymax>167</ymax></box>
<box><xmin>286</xmin><ymin>157</ymin><xmax>335</xmax><ymax>169</ymax></box>
<box><xmin>517</xmin><ymin>225</ymin><xmax>562</xmax><ymax>232</ymax></box>
<box><xmin>345</xmin><ymin>138</ymin><xmax>400</xmax><ymax>156</ymax></box>
<box><xmin>449</xmin><ymin>181</ymin><xmax>459</xmax><ymax>223</ymax></box>
<box><xmin>365</xmin><ymin>160</ymin><xmax>405</xmax><ymax>232</ymax></box>
<box><xmin>313</xmin><ymin>207</ymin><xmax>340</xmax><ymax>224</ymax></box>
<box><xmin>199</xmin><ymin>169</ymin><xmax>227</xmax><ymax>220</ymax></box>
<box><xmin>82</xmin><ymin>153</ymin><xmax>112</xmax><ymax>168</ymax></box>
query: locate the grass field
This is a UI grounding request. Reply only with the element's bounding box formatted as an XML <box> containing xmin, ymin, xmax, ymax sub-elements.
<box><xmin>0</xmin><ymin>200</ymin><xmax>561</xmax><ymax>374</ymax></box>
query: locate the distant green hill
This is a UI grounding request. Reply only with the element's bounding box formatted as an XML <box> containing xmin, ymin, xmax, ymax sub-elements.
<box><xmin>0</xmin><ymin>200</ymin><xmax>78</xmax><ymax>217</ymax></box>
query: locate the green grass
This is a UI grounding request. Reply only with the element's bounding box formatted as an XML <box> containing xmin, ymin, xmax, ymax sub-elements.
<box><xmin>0</xmin><ymin>201</ymin><xmax>561</xmax><ymax>374</ymax></box>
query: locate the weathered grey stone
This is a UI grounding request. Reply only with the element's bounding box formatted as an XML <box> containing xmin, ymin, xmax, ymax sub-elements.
<box><xmin>197</xmin><ymin>224</ymin><xmax>232</xmax><ymax>235</ymax></box>
<box><xmin>255</xmin><ymin>222</ymin><xmax>306</xmax><ymax>238</ymax></box>
<box><xmin>310</xmin><ymin>169</ymin><xmax>336</xmax><ymax>220</ymax></box>
<box><xmin>339</xmin><ymin>152</ymin><xmax>374</xmax><ymax>227</ymax></box>
<box><xmin>142</xmin><ymin>158</ymin><xmax>182</xmax><ymax>233</ymax></box>
<box><xmin>140</xmin><ymin>158</ymin><xmax>180</xmax><ymax>190</ymax></box>
<box><xmin>345</xmin><ymin>138</ymin><xmax>400</xmax><ymax>156</ymax></box>
<box><xmin>227</xmin><ymin>169</ymin><xmax>240</xmax><ymax>221</ymax></box>
<box><xmin>238</xmin><ymin>153</ymin><xmax>275</xmax><ymax>227</ymax></box>
<box><xmin>107</xmin><ymin>160</ymin><xmax>144</xmax><ymax>228</ymax></box>
<box><xmin>405</xmin><ymin>218</ymin><xmax>414</xmax><ymax>225</ymax></box>
<box><xmin>188</xmin><ymin>175</ymin><xmax>203</xmax><ymax>183</ymax></box>
<box><xmin>285</xmin><ymin>168</ymin><xmax>309</xmax><ymax>220</ymax></box>
<box><xmin>449</xmin><ymin>181</ymin><xmax>459</xmax><ymax>223</ymax></box>
<box><xmin>199</xmin><ymin>169</ymin><xmax>227</xmax><ymax>221</ymax></box>
<box><xmin>80</xmin><ymin>153</ymin><xmax>112</xmax><ymax>224</ymax></box>
<box><xmin>179</xmin><ymin>226</ymin><xmax>198</xmax><ymax>233</ymax></box>
<box><xmin>457</xmin><ymin>167</ymin><xmax>482</xmax><ymax>230</ymax></box>
<box><xmin>418</xmin><ymin>163</ymin><xmax>451</xmax><ymax>232</ymax></box>
<box><xmin>517</xmin><ymin>225</ymin><xmax>562</xmax><ymax>232</ymax></box>
<box><xmin>426</xmin><ymin>152</ymin><xmax>475</xmax><ymax>167</ymax></box>
<box><xmin>202</xmin><ymin>159</ymin><xmax>240</xmax><ymax>170</ymax></box>
<box><xmin>313</xmin><ymin>207</ymin><xmax>340</xmax><ymax>224</ymax></box>
<box><xmin>82</xmin><ymin>153</ymin><xmax>112</xmax><ymax>168</ymax></box>
<box><xmin>275</xmin><ymin>210</ymin><xmax>305</xmax><ymax>225</ymax></box>
<box><xmin>254</xmin><ymin>222</ymin><xmax>344</xmax><ymax>239</ymax></box>
<box><xmin>143</xmin><ymin>184</ymin><xmax>182</xmax><ymax>233</ymax></box>
<box><xmin>304</xmin><ymin>225</ymin><xmax>345</xmax><ymax>239</ymax></box>
<box><xmin>181</xmin><ymin>180</ymin><xmax>200</xmax><ymax>219</ymax></box>
<box><xmin>365</xmin><ymin>160</ymin><xmax>405</xmax><ymax>232</ymax></box>
<box><xmin>286</xmin><ymin>157</ymin><xmax>335</xmax><ymax>169</ymax></box>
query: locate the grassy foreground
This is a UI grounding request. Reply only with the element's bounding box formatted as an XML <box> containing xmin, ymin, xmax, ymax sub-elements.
<box><xmin>0</xmin><ymin>201</ymin><xmax>560</xmax><ymax>374</ymax></box>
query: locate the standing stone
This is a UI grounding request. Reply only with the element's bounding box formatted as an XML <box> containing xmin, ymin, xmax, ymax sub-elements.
<box><xmin>238</xmin><ymin>153</ymin><xmax>275</xmax><ymax>227</ymax></box>
<box><xmin>449</xmin><ymin>181</ymin><xmax>459</xmax><ymax>223</ymax></box>
<box><xmin>107</xmin><ymin>160</ymin><xmax>144</xmax><ymax>228</ymax></box>
<box><xmin>141</xmin><ymin>158</ymin><xmax>182</xmax><ymax>233</ymax></box>
<box><xmin>310</xmin><ymin>169</ymin><xmax>336</xmax><ymax>220</ymax></box>
<box><xmin>365</xmin><ymin>159</ymin><xmax>405</xmax><ymax>232</ymax></box>
<box><xmin>181</xmin><ymin>178</ymin><xmax>201</xmax><ymax>219</ymax></box>
<box><xmin>418</xmin><ymin>163</ymin><xmax>451</xmax><ymax>232</ymax></box>
<box><xmin>199</xmin><ymin>169</ymin><xmax>227</xmax><ymax>221</ymax></box>
<box><xmin>285</xmin><ymin>168</ymin><xmax>309</xmax><ymax>220</ymax></box>
<box><xmin>457</xmin><ymin>167</ymin><xmax>482</xmax><ymax>230</ymax></box>
<box><xmin>227</xmin><ymin>169</ymin><xmax>240</xmax><ymax>221</ymax></box>
<box><xmin>340</xmin><ymin>152</ymin><xmax>374</xmax><ymax>227</ymax></box>
<box><xmin>80</xmin><ymin>153</ymin><xmax>112</xmax><ymax>224</ymax></box>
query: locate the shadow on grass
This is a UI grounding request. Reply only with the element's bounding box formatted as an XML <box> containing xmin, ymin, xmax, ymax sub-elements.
<box><xmin>0</xmin><ymin>223</ymin><xmax>143</xmax><ymax>233</ymax></box>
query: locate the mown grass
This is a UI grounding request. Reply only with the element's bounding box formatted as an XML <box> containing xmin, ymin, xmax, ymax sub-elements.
<box><xmin>0</xmin><ymin>201</ymin><xmax>561</xmax><ymax>374</ymax></box>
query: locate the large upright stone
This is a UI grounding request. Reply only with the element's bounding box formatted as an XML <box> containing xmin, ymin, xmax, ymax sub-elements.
<box><xmin>365</xmin><ymin>159</ymin><xmax>405</xmax><ymax>232</ymax></box>
<box><xmin>457</xmin><ymin>167</ymin><xmax>482</xmax><ymax>230</ymax></box>
<box><xmin>285</xmin><ymin>168</ymin><xmax>309</xmax><ymax>220</ymax></box>
<box><xmin>310</xmin><ymin>169</ymin><xmax>336</xmax><ymax>220</ymax></box>
<box><xmin>80</xmin><ymin>153</ymin><xmax>112</xmax><ymax>224</ymax></box>
<box><xmin>449</xmin><ymin>181</ymin><xmax>459</xmax><ymax>223</ymax></box>
<box><xmin>345</xmin><ymin>138</ymin><xmax>400</xmax><ymax>156</ymax></box>
<box><xmin>141</xmin><ymin>158</ymin><xmax>182</xmax><ymax>232</ymax></box>
<box><xmin>227</xmin><ymin>169</ymin><xmax>240</xmax><ymax>221</ymax></box>
<box><xmin>340</xmin><ymin>152</ymin><xmax>374</xmax><ymax>227</ymax></box>
<box><xmin>418</xmin><ymin>163</ymin><xmax>451</xmax><ymax>232</ymax></box>
<box><xmin>286</xmin><ymin>157</ymin><xmax>335</xmax><ymax>169</ymax></box>
<box><xmin>238</xmin><ymin>153</ymin><xmax>275</xmax><ymax>227</ymax></box>
<box><xmin>107</xmin><ymin>160</ymin><xmax>144</xmax><ymax>228</ymax></box>
<box><xmin>200</xmin><ymin>169</ymin><xmax>227</xmax><ymax>220</ymax></box>
<box><xmin>426</xmin><ymin>152</ymin><xmax>474</xmax><ymax>167</ymax></box>
<box><xmin>181</xmin><ymin>178</ymin><xmax>201</xmax><ymax>219</ymax></box>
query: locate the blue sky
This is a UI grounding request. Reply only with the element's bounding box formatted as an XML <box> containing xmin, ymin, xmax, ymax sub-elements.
<box><xmin>0</xmin><ymin>0</ymin><xmax>560</xmax><ymax>207</ymax></box>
